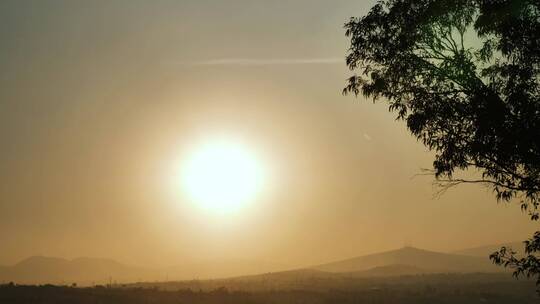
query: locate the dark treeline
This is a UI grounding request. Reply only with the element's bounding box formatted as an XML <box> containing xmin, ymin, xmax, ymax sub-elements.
<box><xmin>128</xmin><ymin>272</ymin><xmax>532</xmax><ymax>293</ymax></box>
<box><xmin>1</xmin><ymin>273</ymin><xmax>539</xmax><ymax>304</ymax></box>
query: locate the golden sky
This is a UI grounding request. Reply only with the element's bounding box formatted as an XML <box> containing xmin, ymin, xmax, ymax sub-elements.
<box><xmin>0</xmin><ymin>0</ymin><xmax>536</xmax><ymax>270</ymax></box>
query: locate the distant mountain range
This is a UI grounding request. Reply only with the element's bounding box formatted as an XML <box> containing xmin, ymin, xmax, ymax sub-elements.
<box><xmin>312</xmin><ymin>246</ymin><xmax>503</xmax><ymax>274</ymax></box>
<box><xmin>133</xmin><ymin>247</ymin><xmax>514</xmax><ymax>292</ymax></box>
<box><xmin>0</xmin><ymin>257</ymin><xmax>288</xmax><ymax>285</ymax></box>
<box><xmin>0</xmin><ymin>256</ymin><xmax>154</xmax><ymax>285</ymax></box>
<box><xmin>0</xmin><ymin>245</ymin><xmax>513</xmax><ymax>285</ymax></box>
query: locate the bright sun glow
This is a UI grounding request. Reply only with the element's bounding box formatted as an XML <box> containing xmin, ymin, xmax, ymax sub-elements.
<box><xmin>181</xmin><ymin>139</ymin><xmax>265</xmax><ymax>213</ymax></box>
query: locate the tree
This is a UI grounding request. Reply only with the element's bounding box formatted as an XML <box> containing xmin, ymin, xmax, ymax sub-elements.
<box><xmin>343</xmin><ymin>0</ymin><xmax>540</xmax><ymax>287</ymax></box>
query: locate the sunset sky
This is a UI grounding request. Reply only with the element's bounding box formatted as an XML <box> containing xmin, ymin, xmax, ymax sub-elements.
<box><xmin>0</xmin><ymin>0</ymin><xmax>536</xmax><ymax>271</ymax></box>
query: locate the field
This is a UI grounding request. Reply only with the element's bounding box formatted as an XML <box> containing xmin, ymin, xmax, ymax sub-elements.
<box><xmin>1</xmin><ymin>273</ymin><xmax>538</xmax><ymax>304</ymax></box>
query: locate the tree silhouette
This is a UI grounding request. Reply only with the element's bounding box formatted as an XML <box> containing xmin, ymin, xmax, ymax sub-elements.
<box><xmin>343</xmin><ymin>0</ymin><xmax>539</xmax><ymax>288</ymax></box>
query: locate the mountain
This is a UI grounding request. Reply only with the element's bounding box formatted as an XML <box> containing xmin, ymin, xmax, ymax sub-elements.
<box><xmin>223</xmin><ymin>247</ymin><xmax>506</xmax><ymax>285</ymax></box>
<box><xmin>0</xmin><ymin>247</ymin><xmax>508</xmax><ymax>285</ymax></box>
<box><xmin>0</xmin><ymin>256</ymin><xmax>289</xmax><ymax>285</ymax></box>
<box><xmin>0</xmin><ymin>256</ymin><xmax>157</xmax><ymax>285</ymax></box>
<box><xmin>164</xmin><ymin>259</ymin><xmax>290</xmax><ymax>280</ymax></box>
<box><xmin>452</xmin><ymin>242</ymin><xmax>524</xmax><ymax>257</ymax></box>
<box><xmin>312</xmin><ymin>246</ymin><xmax>503</xmax><ymax>274</ymax></box>
<box><xmin>351</xmin><ymin>264</ymin><xmax>429</xmax><ymax>277</ymax></box>
<box><xmin>129</xmin><ymin>260</ymin><xmax>515</xmax><ymax>292</ymax></box>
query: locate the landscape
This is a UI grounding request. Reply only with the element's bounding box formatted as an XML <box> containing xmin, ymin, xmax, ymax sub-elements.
<box><xmin>1</xmin><ymin>0</ymin><xmax>539</xmax><ymax>303</ymax></box>
<box><xmin>1</xmin><ymin>244</ymin><xmax>538</xmax><ymax>302</ymax></box>
<box><xmin>0</xmin><ymin>245</ymin><xmax>516</xmax><ymax>285</ymax></box>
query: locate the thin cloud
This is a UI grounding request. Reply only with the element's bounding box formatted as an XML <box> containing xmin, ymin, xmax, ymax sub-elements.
<box><xmin>363</xmin><ymin>133</ymin><xmax>372</xmax><ymax>141</ymax></box>
<box><xmin>182</xmin><ymin>57</ymin><xmax>344</xmax><ymax>66</ymax></box>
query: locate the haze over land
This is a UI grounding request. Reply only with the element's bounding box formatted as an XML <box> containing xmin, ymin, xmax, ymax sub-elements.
<box><xmin>0</xmin><ymin>245</ymin><xmax>512</xmax><ymax>285</ymax></box>
<box><xmin>0</xmin><ymin>0</ymin><xmax>536</xmax><ymax>280</ymax></box>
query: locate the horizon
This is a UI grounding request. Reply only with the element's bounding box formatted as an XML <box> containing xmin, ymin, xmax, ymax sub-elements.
<box><xmin>0</xmin><ymin>244</ymin><xmax>514</xmax><ymax>285</ymax></box>
<box><xmin>0</xmin><ymin>234</ymin><xmax>526</xmax><ymax>272</ymax></box>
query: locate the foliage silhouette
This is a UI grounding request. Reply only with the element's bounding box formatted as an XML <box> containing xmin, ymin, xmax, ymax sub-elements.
<box><xmin>343</xmin><ymin>0</ymin><xmax>539</xmax><ymax>289</ymax></box>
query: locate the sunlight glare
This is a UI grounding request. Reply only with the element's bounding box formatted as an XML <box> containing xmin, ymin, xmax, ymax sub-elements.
<box><xmin>181</xmin><ymin>139</ymin><xmax>265</xmax><ymax>213</ymax></box>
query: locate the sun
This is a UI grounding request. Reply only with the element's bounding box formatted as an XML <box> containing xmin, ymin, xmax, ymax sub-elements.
<box><xmin>180</xmin><ymin>138</ymin><xmax>265</xmax><ymax>213</ymax></box>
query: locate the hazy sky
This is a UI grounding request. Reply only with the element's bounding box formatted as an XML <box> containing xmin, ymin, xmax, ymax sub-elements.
<box><xmin>0</xmin><ymin>0</ymin><xmax>536</xmax><ymax>269</ymax></box>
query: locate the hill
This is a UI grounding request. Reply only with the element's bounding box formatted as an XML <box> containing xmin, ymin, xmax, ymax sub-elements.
<box><xmin>312</xmin><ymin>246</ymin><xmax>503</xmax><ymax>274</ymax></box>
<box><xmin>0</xmin><ymin>256</ymin><xmax>289</xmax><ymax>285</ymax></box>
<box><xmin>0</xmin><ymin>246</ymin><xmax>509</xmax><ymax>285</ymax></box>
<box><xmin>351</xmin><ymin>264</ymin><xmax>428</xmax><ymax>277</ymax></box>
<box><xmin>0</xmin><ymin>256</ymin><xmax>155</xmax><ymax>285</ymax></box>
<box><xmin>132</xmin><ymin>247</ymin><xmax>509</xmax><ymax>292</ymax></box>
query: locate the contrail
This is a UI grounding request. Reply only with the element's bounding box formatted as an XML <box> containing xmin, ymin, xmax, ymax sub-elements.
<box><xmin>181</xmin><ymin>57</ymin><xmax>344</xmax><ymax>66</ymax></box>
